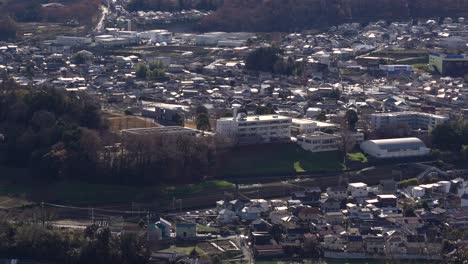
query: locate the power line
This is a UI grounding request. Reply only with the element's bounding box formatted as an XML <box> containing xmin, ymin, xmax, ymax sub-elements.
<box><xmin>43</xmin><ymin>202</ymin><xmax>152</xmax><ymax>214</ymax></box>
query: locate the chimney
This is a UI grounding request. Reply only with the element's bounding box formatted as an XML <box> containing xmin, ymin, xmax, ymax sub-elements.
<box><xmin>232</xmin><ymin>106</ymin><xmax>238</xmax><ymax>120</ymax></box>
<box><xmin>232</xmin><ymin>103</ymin><xmax>242</xmax><ymax>120</ymax></box>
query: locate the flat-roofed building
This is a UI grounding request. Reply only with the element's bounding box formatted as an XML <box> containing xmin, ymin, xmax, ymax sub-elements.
<box><xmin>348</xmin><ymin>182</ymin><xmax>368</xmax><ymax>198</ymax></box>
<box><xmin>370</xmin><ymin>111</ymin><xmax>448</xmax><ymax>131</ymax></box>
<box><xmin>429</xmin><ymin>52</ymin><xmax>468</xmax><ymax>77</ymax></box>
<box><xmin>55</xmin><ymin>36</ymin><xmax>92</xmax><ymax>46</ymax></box>
<box><xmin>291</xmin><ymin>118</ymin><xmax>338</xmax><ymax>136</ymax></box>
<box><xmin>297</xmin><ymin>132</ymin><xmax>340</xmax><ymax>153</ymax></box>
<box><xmin>216</xmin><ymin>113</ymin><xmax>292</xmax><ymax>144</ymax></box>
<box><xmin>360</xmin><ymin>137</ymin><xmax>430</xmax><ymax>159</ymax></box>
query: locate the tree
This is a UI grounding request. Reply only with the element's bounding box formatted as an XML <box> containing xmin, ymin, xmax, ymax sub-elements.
<box><xmin>431</xmin><ymin>120</ymin><xmax>468</xmax><ymax>151</ymax></box>
<box><xmin>196</xmin><ymin>113</ymin><xmax>211</xmax><ymax>131</ymax></box>
<box><xmin>0</xmin><ymin>16</ymin><xmax>17</xmax><ymax>41</ymax></box>
<box><xmin>135</xmin><ymin>64</ymin><xmax>148</xmax><ymax>79</ymax></box>
<box><xmin>255</xmin><ymin>104</ymin><xmax>275</xmax><ymax>115</ymax></box>
<box><xmin>245</xmin><ymin>47</ymin><xmax>280</xmax><ymax>73</ymax></box>
<box><xmin>189</xmin><ymin>248</ymin><xmax>199</xmax><ymax>259</ymax></box>
<box><xmin>461</xmin><ymin>145</ymin><xmax>468</xmax><ymax>162</ymax></box>
<box><xmin>403</xmin><ymin>207</ymin><xmax>416</xmax><ymax>217</ymax></box>
<box><xmin>316</xmin><ymin>112</ymin><xmax>327</xmax><ymax>122</ymax></box>
<box><xmin>195</xmin><ymin>105</ymin><xmax>209</xmax><ymax>115</ymax></box>
<box><xmin>211</xmin><ymin>255</ymin><xmax>222</xmax><ymax>264</ymax></box>
<box><xmin>72</xmin><ymin>52</ymin><xmax>86</xmax><ymax>65</ymax></box>
<box><xmin>345</xmin><ymin>109</ymin><xmax>359</xmax><ymax>131</ymax></box>
<box><xmin>171</xmin><ymin>112</ymin><xmax>184</xmax><ymax>126</ymax></box>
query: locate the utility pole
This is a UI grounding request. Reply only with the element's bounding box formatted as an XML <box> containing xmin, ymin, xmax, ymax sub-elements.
<box><xmin>41</xmin><ymin>202</ymin><xmax>45</xmax><ymax>227</ymax></box>
<box><xmin>146</xmin><ymin>210</ymin><xmax>150</xmax><ymax>241</ymax></box>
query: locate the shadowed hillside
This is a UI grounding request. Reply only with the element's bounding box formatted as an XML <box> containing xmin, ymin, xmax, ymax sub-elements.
<box><xmin>199</xmin><ymin>0</ymin><xmax>468</xmax><ymax>32</ymax></box>
<box><xmin>0</xmin><ymin>0</ymin><xmax>101</xmax><ymax>25</ymax></box>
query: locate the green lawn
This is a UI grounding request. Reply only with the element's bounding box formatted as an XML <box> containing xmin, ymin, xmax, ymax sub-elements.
<box><xmin>160</xmin><ymin>246</ymin><xmax>207</xmax><ymax>258</ymax></box>
<box><xmin>0</xmin><ymin>172</ymin><xmax>234</xmax><ymax>207</ymax></box>
<box><xmin>347</xmin><ymin>152</ymin><xmax>368</xmax><ymax>163</ymax></box>
<box><xmin>219</xmin><ymin>144</ymin><xmax>343</xmax><ymax>177</ymax></box>
<box><xmin>163</xmin><ymin>180</ymin><xmax>234</xmax><ymax>198</ymax></box>
<box><xmin>196</xmin><ymin>224</ymin><xmax>219</xmax><ymax>233</ymax></box>
<box><xmin>0</xmin><ymin>180</ymin><xmax>149</xmax><ymax>206</ymax></box>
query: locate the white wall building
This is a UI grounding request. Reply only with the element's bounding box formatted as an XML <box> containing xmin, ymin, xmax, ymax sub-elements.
<box><xmin>216</xmin><ymin>113</ymin><xmax>292</xmax><ymax>144</ymax></box>
<box><xmin>360</xmin><ymin>137</ymin><xmax>430</xmax><ymax>159</ymax></box>
<box><xmin>291</xmin><ymin>118</ymin><xmax>338</xmax><ymax>136</ymax></box>
<box><xmin>139</xmin><ymin>30</ymin><xmax>172</xmax><ymax>43</ymax></box>
<box><xmin>411</xmin><ymin>186</ymin><xmax>425</xmax><ymax>198</ymax></box>
<box><xmin>297</xmin><ymin>132</ymin><xmax>340</xmax><ymax>153</ymax></box>
<box><xmin>56</xmin><ymin>36</ymin><xmax>92</xmax><ymax>46</ymax></box>
<box><xmin>348</xmin><ymin>182</ymin><xmax>368</xmax><ymax>198</ymax></box>
<box><xmin>95</xmin><ymin>36</ymin><xmax>138</xmax><ymax>47</ymax></box>
<box><xmin>370</xmin><ymin>112</ymin><xmax>448</xmax><ymax>131</ymax></box>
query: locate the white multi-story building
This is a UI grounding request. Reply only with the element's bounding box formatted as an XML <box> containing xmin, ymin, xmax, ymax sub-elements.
<box><xmin>216</xmin><ymin>113</ymin><xmax>292</xmax><ymax>144</ymax></box>
<box><xmin>370</xmin><ymin>111</ymin><xmax>448</xmax><ymax>131</ymax></box>
<box><xmin>296</xmin><ymin>132</ymin><xmax>340</xmax><ymax>153</ymax></box>
<box><xmin>291</xmin><ymin>118</ymin><xmax>338</xmax><ymax>136</ymax></box>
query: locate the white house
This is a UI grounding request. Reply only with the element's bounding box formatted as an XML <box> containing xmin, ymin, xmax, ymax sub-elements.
<box><xmin>348</xmin><ymin>182</ymin><xmax>368</xmax><ymax>198</ymax></box>
<box><xmin>360</xmin><ymin>138</ymin><xmax>430</xmax><ymax>159</ymax></box>
<box><xmin>217</xmin><ymin>209</ymin><xmax>238</xmax><ymax>224</ymax></box>
<box><xmin>297</xmin><ymin>132</ymin><xmax>340</xmax><ymax>153</ymax></box>
<box><xmin>411</xmin><ymin>186</ymin><xmax>425</xmax><ymax>198</ymax></box>
<box><xmin>326</xmin><ymin>186</ymin><xmax>348</xmax><ymax>199</ymax></box>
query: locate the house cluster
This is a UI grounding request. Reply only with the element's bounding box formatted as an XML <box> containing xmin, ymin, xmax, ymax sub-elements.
<box><xmin>210</xmin><ymin>174</ymin><xmax>468</xmax><ymax>260</ymax></box>
<box><xmin>3</xmin><ymin>17</ymin><xmax>467</xmax><ymax>158</ymax></box>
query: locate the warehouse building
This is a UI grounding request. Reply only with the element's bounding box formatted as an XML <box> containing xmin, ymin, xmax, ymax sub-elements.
<box><xmin>360</xmin><ymin>138</ymin><xmax>430</xmax><ymax>159</ymax></box>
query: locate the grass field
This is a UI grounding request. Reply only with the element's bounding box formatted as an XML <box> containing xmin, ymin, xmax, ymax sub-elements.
<box><xmin>219</xmin><ymin>144</ymin><xmax>344</xmax><ymax>177</ymax></box>
<box><xmin>105</xmin><ymin>113</ymin><xmax>159</xmax><ymax>132</ymax></box>
<box><xmin>160</xmin><ymin>246</ymin><xmax>208</xmax><ymax>258</ymax></box>
<box><xmin>0</xmin><ymin>165</ymin><xmax>234</xmax><ymax>207</ymax></box>
<box><xmin>347</xmin><ymin>152</ymin><xmax>368</xmax><ymax>163</ymax></box>
<box><xmin>164</xmin><ymin>181</ymin><xmax>234</xmax><ymax>198</ymax></box>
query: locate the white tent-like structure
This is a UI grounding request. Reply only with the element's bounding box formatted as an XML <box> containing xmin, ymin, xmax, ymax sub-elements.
<box><xmin>360</xmin><ymin>137</ymin><xmax>430</xmax><ymax>159</ymax></box>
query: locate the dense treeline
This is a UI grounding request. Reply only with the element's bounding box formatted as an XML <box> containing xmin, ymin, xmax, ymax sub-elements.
<box><xmin>127</xmin><ymin>0</ymin><xmax>222</xmax><ymax>11</ymax></box>
<box><xmin>0</xmin><ymin>222</ymin><xmax>148</xmax><ymax>264</ymax></box>
<box><xmin>431</xmin><ymin>119</ymin><xmax>468</xmax><ymax>151</ymax></box>
<box><xmin>0</xmin><ymin>16</ymin><xmax>17</xmax><ymax>41</ymax></box>
<box><xmin>1</xmin><ymin>0</ymin><xmax>101</xmax><ymax>25</ymax></box>
<box><xmin>135</xmin><ymin>62</ymin><xmax>167</xmax><ymax>81</ymax></box>
<box><xmin>245</xmin><ymin>47</ymin><xmax>303</xmax><ymax>76</ymax></box>
<box><xmin>199</xmin><ymin>0</ymin><xmax>468</xmax><ymax>32</ymax></box>
<box><xmin>199</xmin><ymin>0</ymin><xmax>325</xmax><ymax>32</ymax></box>
<box><xmin>0</xmin><ymin>83</ymin><xmax>221</xmax><ymax>185</ymax></box>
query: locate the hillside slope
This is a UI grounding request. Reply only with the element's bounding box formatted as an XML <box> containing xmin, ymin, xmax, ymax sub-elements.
<box><xmin>199</xmin><ymin>0</ymin><xmax>468</xmax><ymax>32</ymax></box>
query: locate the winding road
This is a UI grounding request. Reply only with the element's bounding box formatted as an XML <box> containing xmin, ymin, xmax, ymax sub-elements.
<box><xmin>95</xmin><ymin>0</ymin><xmax>110</xmax><ymax>32</ymax></box>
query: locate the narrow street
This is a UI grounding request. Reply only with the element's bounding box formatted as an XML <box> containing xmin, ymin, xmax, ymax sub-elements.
<box><xmin>95</xmin><ymin>0</ymin><xmax>110</xmax><ymax>32</ymax></box>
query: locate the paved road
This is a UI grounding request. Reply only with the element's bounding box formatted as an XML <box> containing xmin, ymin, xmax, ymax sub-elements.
<box><xmin>95</xmin><ymin>0</ymin><xmax>110</xmax><ymax>32</ymax></box>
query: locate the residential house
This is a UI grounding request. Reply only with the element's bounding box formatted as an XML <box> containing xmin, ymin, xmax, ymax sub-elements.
<box><xmin>321</xmin><ymin>197</ymin><xmax>342</xmax><ymax>213</ymax></box>
<box><xmin>175</xmin><ymin>221</ymin><xmax>196</xmax><ymax>240</ymax></box>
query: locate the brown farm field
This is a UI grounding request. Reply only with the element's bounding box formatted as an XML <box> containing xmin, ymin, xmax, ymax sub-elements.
<box><xmin>104</xmin><ymin>112</ymin><xmax>160</xmax><ymax>132</ymax></box>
